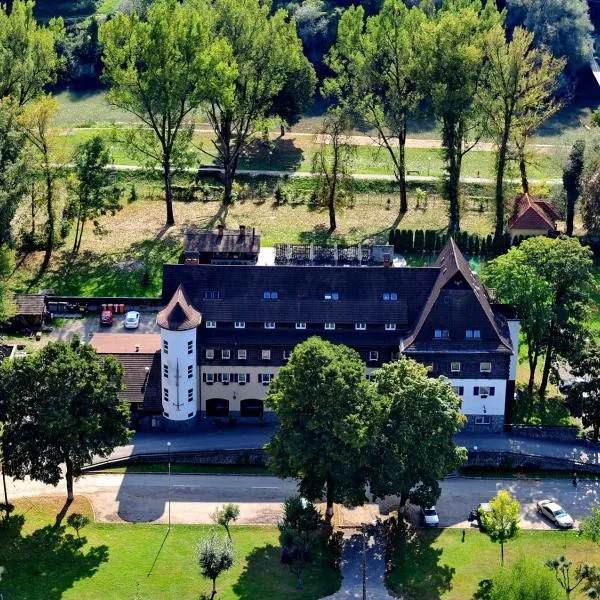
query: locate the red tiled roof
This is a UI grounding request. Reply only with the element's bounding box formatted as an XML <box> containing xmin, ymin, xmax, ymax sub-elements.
<box><xmin>90</xmin><ymin>333</ymin><xmax>161</xmax><ymax>354</ymax></box>
<box><xmin>156</xmin><ymin>285</ymin><xmax>202</xmax><ymax>331</ymax></box>
<box><xmin>508</xmin><ymin>193</ymin><xmax>558</xmax><ymax>231</ymax></box>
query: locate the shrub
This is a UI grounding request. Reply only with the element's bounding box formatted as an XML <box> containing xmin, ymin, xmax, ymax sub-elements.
<box><xmin>67</xmin><ymin>512</ymin><xmax>90</xmax><ymax>539</ymax></box>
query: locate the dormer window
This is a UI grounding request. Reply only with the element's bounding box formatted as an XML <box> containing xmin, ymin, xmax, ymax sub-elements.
<box><xmin>385</xmin><ymin>323</ymin><xmax>396</xmax><ymax>331</ymax></box>
<box><xmin>434</xmin><ymin>329</ymin><xmax>449</xmax><ymax>339</ymax></box>
<box><xmin>355</xmin><ymin>323</ymin><xmax>366</xmax><ymax>330</ymax></box>
<box><xmin>204</xmin><ymin>290</ymin><xmax>220</xmax><ymax>300</ymax></box>
<box><xmin>206</xmin><ymin>321</ymin><xmax>217</xmax><ymax>329</ymax></box>
<box><xmin>234</xmin><ymin>321</ymin><xmax>245</xmax><ymax>329</ymax></box>
<box><xmin>324</xmin><ymin>323</ymin><xmax>336</xmax><ymax>330</ymax></box>
<box><xmin>369</xmin><ymin>351</ymin><xmax>379</xmax><ymax>361</ymax></box>
<box><xmin>261</xmin><ymin>349</ymin><xmax>271</xmax><ymax>360</ymax></box>
<box><xmin>324</xmin><ymin>292</ymin><xmax>339</xmax><ymax>301</ymax></box>
<box><xmin>221</xmin><ymin>349</ymin><xmax>230</xmax><ymax>360</ymax></box>
<box><xmin>295</xmin><ymin>322</ymin><xmax>306</xmax><ymax>330</ymax></box>
<box><xmin>466</xmin><ymin>329</ymin><xmax>481</xmax><ymax>339</ymax></box>
<box><xmin>264</xmin><ymin>322</ymin><xmax>276</xmax><ymax>329</ymax></box>
<box><xmin>263</xmin><ymin>291</ymin><xmax>279</xmax><ymax>300</ymax></box>
<box><xmin>383</xmin><ymin>292</ymin><xmax>398</xmax><ymax>301</ymax></box>
<box><xmin>205</xmin><ymin>349</ymin><xmax>214</xmax><ymax>359</ymax></box>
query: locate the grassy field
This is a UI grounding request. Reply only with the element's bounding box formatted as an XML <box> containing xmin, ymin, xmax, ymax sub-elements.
<box><xmin>387</xmin><ymin>527</ymin><xmax>600</xmax><ymax>600</ymax></box>
<box><xmin>0</xmin><ymin>497</ymin><xmax>340</xmax><ymax>600</ymax></box>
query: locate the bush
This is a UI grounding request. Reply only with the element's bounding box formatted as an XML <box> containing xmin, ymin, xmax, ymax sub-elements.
<box><xmin>592</xmin><ymin>107</ymin><xmax>600</xmax><ymax>128</ymax></box>
<box><xmin>18</xmin><ymin>229</ymin><xmax>46</xmax><ymax>251</ymax></box>
<box><xmin>67</xmin><ymin>512</ymin><xmax>90</xmax><ymax>539</ymax></box>
<box><xmin>128</xmin><ymin>184</ymin><xmax>137</xmax><ymax>203</ymax></box>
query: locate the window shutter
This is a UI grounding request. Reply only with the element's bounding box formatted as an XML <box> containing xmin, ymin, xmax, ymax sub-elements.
<box><xmin>474</xmin><ymin>386</ymin><xmax>479</xmax><ymax>396</ymax></box>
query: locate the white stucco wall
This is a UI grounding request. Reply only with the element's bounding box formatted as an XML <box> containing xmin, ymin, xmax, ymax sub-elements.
<box><xmin>449</xmin><ymin>378</ymin><xmax>507</xmax><ymax>415</ymax></box>
<box><xmin>160</xmin><ymin>327</ymin><xmax>198</xmax><ymax>421</ymax></box>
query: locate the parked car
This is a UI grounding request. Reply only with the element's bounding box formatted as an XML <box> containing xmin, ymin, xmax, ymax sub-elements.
<box><xmin>124</xmin><ymin>310</ymin><xmax>140</xmax><ymax>329</ymax></box>
<box><xmin>537</xmin><ymin>500</ymin><xmax>574</xmax><ymax>528</ymax></box>
<box><xmin>100</xmin><ymin>310</ymin><xmax>113</xmax><ymax>326</ymax></box>
<box><xmin>422</xmin><ymin>506</ymin><xmax>439</xmax><ymax>527</ymax></box>
<box><xmin>468</xmin><ymin>502</ymin><xmax>491</xmax><ymax>530</ymax></box>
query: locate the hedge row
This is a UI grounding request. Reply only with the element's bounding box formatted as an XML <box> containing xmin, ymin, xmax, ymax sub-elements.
<box><xmin>388</xmin><ymin>229</ymin><xmax>512</xmax><ymax>256</ymax></box>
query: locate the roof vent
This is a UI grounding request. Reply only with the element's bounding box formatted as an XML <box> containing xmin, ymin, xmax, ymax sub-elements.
<box><xmin>135</xmin><ymin>344</ymin><xmax>140</xmax><ymax>352</ymax></box>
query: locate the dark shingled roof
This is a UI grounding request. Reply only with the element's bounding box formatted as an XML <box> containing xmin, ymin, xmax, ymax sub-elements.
<box><xmin>162</xmin><ymin>263</ymin><xmax>440</xmax><ymax>326</ymax></box>
<box><xmin>507</xmin><ymin>193</ymin><xmax>559</xmax><ymax>231</ymax></box>
<box><xmin>184</xmin><ymin>227</ymin><xmax>260</xmax><ymax>255</ymax></box>
<box><xmin>111</xmin><ymin>351</ymin><xmax>161</xmax><ymax>410</ymax></box>
<box><xmin>14</xmin><ymin>293</ymin><xmax>46</xmax><ymax>316</ymax></box>
<box><xmin>157</xmin><ymin>285</ymin><xmax>202</xmax><ymax>331</ymax></box>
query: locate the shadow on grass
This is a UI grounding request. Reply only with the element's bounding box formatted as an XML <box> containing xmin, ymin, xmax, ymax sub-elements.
<box><xmin>512</xmin><ymin>387</ymin><xmax>572</xmax><ymax>426</ymax></box>
<box><xmin>239</xmin><ymin>138</ymin><xmax>304</xmax><ymax>172</ymax></box>
<box><xmin>26</xmin><ymin>235</ymin><xmax>182</xmax><ymax>297</ymax></box>
<box><xmin>0</xmin><ymin>514</ymin><xmax>109</xmax><ymax>600</ymax></box>
<box><xmin>386</xmin><ymin>527</ymin><xmax>455</xmax><ymax>600</ymax></box>
<box><xmin>232</xmin><ymin>543</ymin><xmax>341</xmax><ymax>600</ymax></box>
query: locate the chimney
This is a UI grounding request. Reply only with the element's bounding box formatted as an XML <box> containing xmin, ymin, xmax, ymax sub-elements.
<box><xmin>217</xmin><ymin>224</ymin><xmax>224</xmax><ymax>236</ymax></box>
<box><xmin>135</xmin><ymin>344</ymin><xmax>140</xmax><ymax>352</ymax></box>
<box><xmin>239</xmin><ymin>224</ymin><xmax>246</xmax><ymax>237</ymax></box>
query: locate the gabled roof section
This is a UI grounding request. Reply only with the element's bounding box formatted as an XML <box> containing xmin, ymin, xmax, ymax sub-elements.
<box><xmin>402</xmin><ymin>238</ymin><xmax>513</xmax><ymax>352</ymax></box>
<box><xmin>184</xmin><ymin>227</ymin><xmax>260</xmax><ymax>255</ymax></box>
<box><xmin>508</xmin><ymin>193</ymin><xmax>559</xmax><ymax>231</ymax></box>
<box><xmin>157</xmin><ymin>285</ymin><xmax>202</xmax><ymax>331</ymax></box>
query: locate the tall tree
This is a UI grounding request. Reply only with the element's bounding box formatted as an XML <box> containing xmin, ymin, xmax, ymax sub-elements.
<box><xmin>563</xmin><ymin>139</ymin><xmax>585</xmax><ymax>236</ymax></box>
<box><xmin>100</xmin><ymin>0</ymin><xmax>227</xmax><ymax>226</ymax></box>
<box><xmin>325</xmin><ymin>0</ymin><xmax>424</xmax><ymax>214</ymax></box>
<box><xmin>18</xmin><ymin>95</ymin><xmax>61</xmax><ymax>271</ymax></box>
<box><xmin>196</xmin><ymin>532</ymin><xmax>234</xmax><ymax>600</ymax></box>
<box><xmin>311</xmin><ymin>107</ymin><xmax>354</xmax><ymax>232</ymax></box>
<box><xmin>479</xmin><ymin>25</ymin><xmax>564</xmax><ymax>237</ymax></box>
<box><xmin>69</xmin><ymin>135</ymin><xmax>121</xmax><ymax>255</ymax></box>
<box><xmin>368</xmin><ymin>357</ymin><xmax>466</xmax><ymax>509</ymax></box>
<box><xmin>581</xmin><ymin>158</ymin><xmax>600</xmax><ymax>234</ymax></box>
<box><xmin>484</xmin><ymin>236</ymin><xmax>594</xmax><ymax>398</ymax></box>
<box><xmin>0</xmin><ymin>338</ymin><xmax>131</xmax><ymax>500</ymax></box>
<box><xmin>506</xmin><ymin>0</ymin><xmax>593</xmax><ymax>78</ymax></box>
<box><xmin>416</xmin><ymin>0</ymin><xmax>501</xmax><ymax>232</ymax></box>
<box><xmin>202</xmin><ymin>0</ymin><xmax>316</xmax><ymax>204</ymax></box>
<box><xmin>0</xmin><ymin>0</ymin><xmax>65</xmax><ymax>107</ymax></box>
<box><xmin>480</xmin><ymin>489</ymin><xmax>520</xmax><ymax>565</ymax></box>
<box><xmin>266</xmin><ymin>337</ymin><xmax>375</xmax><ymax>520</ymax></box>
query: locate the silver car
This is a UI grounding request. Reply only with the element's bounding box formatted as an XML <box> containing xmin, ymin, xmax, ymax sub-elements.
<box><xmin>422</xmin><ymin>506</ymin><xmax>439</xmax><ymax>527</ymax></box>
<box><xmin>537</xmin><ymin>499</ymin><xmax>574</xmax><ymax>528</ymax></box>
<box><xmin>124</xmin><ymin>311</ymin><xmax>140</xmax><ymax>329</ymax></box>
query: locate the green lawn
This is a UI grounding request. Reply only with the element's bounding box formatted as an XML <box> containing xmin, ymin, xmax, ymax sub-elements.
<box><xmin>0</xmin><ymin>497</ymin><xmax>340</xmax><ymax>600</ymax></box>
<box><xmin>387</xmin><ymin>527</ymin><xmax>600</xmax><ymax>600</ymax></box>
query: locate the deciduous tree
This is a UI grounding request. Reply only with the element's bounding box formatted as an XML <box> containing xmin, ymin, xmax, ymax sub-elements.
<box><xmin>566</xmin><ymin>346</ymin><xmax>600</xmax><ymax>440</ymax></box>
<box><xmin>68</xmin><ymin>135</ymin><xmax>121</xmax><ymax>255</ymax></box>
<box><xmin>480</xmin><ymin>489</ymin><xmax>520</xmax><ymax>565</ymax></box>
<box><xmin>100</xmin><ymin>0</ymin><xmax>228</xmax><ymax>226</ymax></box>
<box><xmin>311</xmin><ymin>107</ymin><xmax>354</xmax><ymax>232</ymax></box>
<box><xmin>201</xmin><ymin>0</ymin><xmax>316</xmax><ymax>204</ymax></box>
<box><xmin>197</xmin><ymin>532</ymin><xmax>234</xmax><ymax>600</ymax></box>
<box><xmin>563</xmin><ymin>140</ymin><xmax>586</xmax><ymax>236</ymax></box>
<box><xmin>0</xmin><ymin>0</ymin><xmax>65</xmax><ymax>107</ymax></box>
<box><xmin>325</xmin><ymin>0</ymin><xmax>424</xmax><ymax>214</ymax></box>
<box><xmin>0</xmin><ymin>338</ymin><xmax>131</xmax><ymax>501</ymax></box>
<box><xmin>479</xmin><ymin>26</ymin><xmax>564</xmax><ymax>237</ymax></box>
<box><xmin>266</xmin><ymin>337</ymin><xmax>375</xmax><ymax>520</ymax></box>
<box><xmin>368</xmin><ymin>357</ymin><xmax>466</xmax><ymax>509</ymax></box>
<box><xmin>210</xmin><ymin>503</ymin><xmax>240</xmax><ymax>541</ymax></box>
<box><xmin>0</xmin><ymin>244</ymin><xmax>16</xmax><ymax>325</ymax></box>
<box><xmin>66</xmin><ymin>512</ymin><xmax>90</xmax><ymax>540</ymax></box>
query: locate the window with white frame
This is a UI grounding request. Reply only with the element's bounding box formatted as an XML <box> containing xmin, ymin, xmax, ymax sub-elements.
<box><xmin>475</xmin><ymin>416</ymin><xmax>491</xmax><ymax>425</ymax></box>
<box><xmin>324</xmin><ymin>292</ymin><xmax>340</xmax><ymax>301</ymax></box>
<box><xmin>452</xmin><ymin>386</ymin><xmax>464</xmax><ymax>396</ymax></box>
<box><xmin>206</xmin><ymin>320</ymin><xmax>217</xmax><ymax>328</ymax></box>
<box><xmin>204</xmin><ymin>290</ymin><xmax>220</xmax><ymax>300</ymax></box>
<box><xmin>187</xmin><ymin>388</ymin><xmax>193</xmax><ymax>402</ymax></box>
<box><xmin>264</xmin><ymin>321</ymin><xmax>276</xmax><ymax>329</ymax></box>
<box><xmin>205</xmin><ymin>372</ymin><xmax>214</xmax><ymax>384</ymax></box>
<box><xmin>238</xmin><ymin>349</ymin><xmax>247</xmax><ymax>360</ymax></box>
<box><xmin>239</xmin><ymin>373</ymin><xmax>249</xmax><ymax>384</ymax></box>
<box><xmin>324</xmin><ymin>322</ymin><xmax>336</xmax><ymax>330</ymax></box>
<box><xmin>385</xmin><ymin>323</ymin><xmax>396</xmax><ymax>331</ymax></box>
<box><xmin>187</xmin><ymin>340</ymin><xmax>193</xmax><ymax>354</ymax></box>
<box><xmin>163</xmin><ymin>388</ymin><xmax>169</xmax><ymax>401</ymax></box>
<box><xmin>355</xmin><ymin>323</ymin><xmax>366</xmax><ymax>330</ymax></box>
<box><xmin>283</xmin><ymin>349</ymin><xmax>292</xmax><ymax>360</ymax></box>
<box><xmin>369</xmin><ymin>351</ymin><xmax>379</xmax><ymax>361</ymax></box>
<box><xmin>163</xmin><ymin>365</ymin><xmax>168</xmax><ymax>378</ymax></box>
<box><xmin>163</xmin><ymin>340</ymin><xmax>169</xmax><ymax>354</ymax></box>
<box><xmin>234</xmin><ymin>321</ymin><xmax>245</xmax><ymax>329</ymax></box>
<box><xmin>480</xmin><ymin>361</ymin><xmax>492</xmax><ymax>373</ymax></box>
<box><xmin>474</xmin><ymin>386</ymin><xmax>495</xmax><ymax>396</ymax></box>
<box><xmin>383</xmin><ymin>292</ymin><xmax>398</xmax><ymax>301</ymax></box>
<box><xmin>435</xmin><ymin>329</ymin><xmax>450</xmax><ymax>339</ymax></box>
<box><xmin>295</xmin><ymin>322</ymin><xmax>306</xmax><ymax>330</ymax></box>
<box><xmin>466</xmin><ymin>329</ymin><xmax>481</xmax><ymax>339</ymax></box>
<box><xmin>221</xmin><ymin>349</ymin><xmax>231</xmax><ymax>360</ymax></box>
<box><xmin>221</xmin><ymin>372</ymin><xmax>230</xmax><ymax>384</ymax></box>
<box><xmin>450</xmin><ymin>361</ymin><xmax>461</xmax><ymax>373</ymax></box>
<box><xmin>259</xmin><ymin>373</ymin><xmax>274</xmax><ymax>384</ymax></box>
<box><xmin>262</xmin><ymin>349</ymin><xmax>271</xmax><ymax>360</ymax></box>
<box><xmin>205</xmin><ymin>349</ymin><xmax>214</xmax><ymax>360</ymax></box>
<box><xmin>263</xmin><ymin>290</ymin><xmax>279</xmax><ymax>300</ymax></box>
<box><xmin>187</xmin><ymin>365</ymin><xmax>193</xmax><ymax>378</ymax></box>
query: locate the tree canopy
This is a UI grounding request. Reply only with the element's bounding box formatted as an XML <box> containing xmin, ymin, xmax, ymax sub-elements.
<box><xmin>563</xmin><ymin>139</ymin><xmax>586</xmax><ymax>237</ymax></box>
<box><xmin>480</xmin><ymin>489</ymin><xmax>520</xmax><ymax>565</ymax></box>
<box><xmin>0</xmin><ymin>338</ymin><xmax>131</xmax><ymax>500</ymax></box>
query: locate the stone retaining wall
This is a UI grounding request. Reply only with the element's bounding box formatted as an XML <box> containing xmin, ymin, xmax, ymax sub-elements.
<box><xmin>467</xmin><ymin>450</ymin><xmax>600</xmax><ymax>473</ymax></box>
<box><xmin>508</xmin><ymin>425</ymin><xmax>582</xmax><ymax>442</ymax></box>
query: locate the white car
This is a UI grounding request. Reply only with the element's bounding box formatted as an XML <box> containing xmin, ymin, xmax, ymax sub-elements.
<box><xmin>422</xmin><ymin>506</ymin><xmax>439</xmax><ymax>527</ymax></box>
<box><xmin>124</xmin><ymin>311</ymin><xmax>140</xmax><ymax>329</ymax></box>
<box><xmin>537</xmin><ymin>499</ymin><xmax>574</xmax><ymax>529</ymax></box>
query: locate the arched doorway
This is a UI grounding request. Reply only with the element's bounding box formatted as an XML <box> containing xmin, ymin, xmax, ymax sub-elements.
<box><xmin>240</xmin><ymin>399</ymin><xmax>264</xmax><ymax>418</ymax></box>
<box><xmin>206</xmin><ymin>398</ymin><xmax>229</xmax><ymax>418</ymax></box>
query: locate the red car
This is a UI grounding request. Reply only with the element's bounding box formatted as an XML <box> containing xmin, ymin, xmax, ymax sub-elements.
<box><xmin>100</xmin><ymin>310</ymin><xmax>113</xmax><ymax>326</ymax></box>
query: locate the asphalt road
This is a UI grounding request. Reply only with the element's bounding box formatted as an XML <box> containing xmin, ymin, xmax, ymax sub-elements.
<box><xmin>6</xmin><ymin>472</ymin><xmax>600</xmax><ymax>530</ymax></box>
